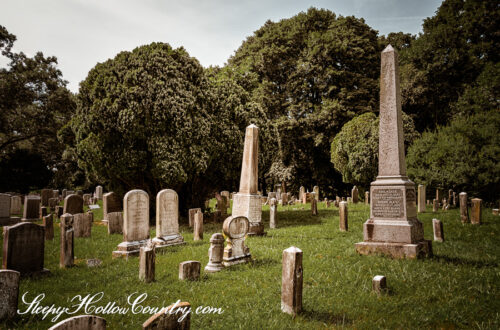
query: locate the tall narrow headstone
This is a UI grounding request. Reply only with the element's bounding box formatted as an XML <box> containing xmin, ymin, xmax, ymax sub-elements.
<box><xmin>22</xmin><ymin>196</ymin><xmax>40</xmax><ymax>222</ymax></box>
<box><xmin>223</xmin><ymin>216</ymin><xmax>251</xmax><ymax>266</ymax></box>
<box><xmin>351</xmin><ymin>186</ymin><xmax>359</xmax><ymax>203</ymax></box>
<box><xmin>339</xmin><ymin>201</ymin><xmax>348</xmax><ymax>231</ymax></box>
<box><xmin>311</xmin><ymin>198</ymin><xmax>318</xmax><ymax>216</ymax></box>
<box><xmin>152</xmin><ymin>189</ymin><xmax>184</xmax><ymax>249</ymax></box>
<box><xmin>112</xmin><ymin>190</ymin><xmax>150</xmax><ymax>258</ymax></box>
<box><xmin>60</xmin><ymin>214</ymin><xmax>74</xmax><ymax>268</ymax></box>
<box><xmin>95</xmin><ymin>185</ymin><xmax>103</xmax><ymax>200</ymax></box>
<box><xmin>188</xmin><ymin>208</ymin><xmax>201</xmax><ymax>228</ymax></box>
<box><xmin>63</xmin><ymin>194</ymin><xmax>83</xmax><ymax>215</ymax></box>
<box><xmin>448</xmin><ymin>190</ymin><xmax>453</xmax><ymax>207</ymax></box>
<box><xmin>139</xmin><ymin>242</ymin><xmax>155</xmax><ymax>283</ymax></box>
<box><xmin>3</xmin><ymin>222</ymin><xmax>49</xmax><ymax>276</ymax></box>
<box><xmin>205</xmin><ymin>233</ymin><xmax>225</xmax><ymax>273</ymax></box>
<box><xmin>470</xmin><ymin>198</ymin><xmax>482</xmax><ymax>225</ymax></box>
<box><xmin>417</xmin><ymin>184</ymin><xmax>426</xmax><ymax>213</ymax></box>
<box><xmin>48</xmin><ymin>315</ymin><xmax>106</xmax><ymax>330</ymax></box>
<box><xmin>41</xmin><ymin>189</ymin><xmax>51</xmax><ymax>207</ymax></box>
<box><xmin>0</xmin><ymin>269</ymin><xmax>20</xmax><ymax>321</ymax></box>
<box><xmin>433</xmin><ymin>199</ymin><xmax>438</xmax><ymax>212</ymax></box>
<box><xmin>313</xmin><ymin>186</ymin><xmax>320</xmax><ymax>201</ymax></box>
<box><xmin>103</xmin><ymin>192</ymin><xmax>121</xmax><ymax>222</ymax></box>
<box><xmin>281</xmin><ymin>246</ymin><xmax>303</xmax><ymax>316</ymax></box>
<box><xmin>43</xmin><ymin>214</ymin><xmax>54</xmax><ymax>240</ymax></box>
<box><xmin>193</xmin><ymin>210</ymin><xmax>203</xmax><ymax>241</ymax></box>
<box><xmin>460</xmin><ymin>192</ymin><xmax>469</xmax><ymax>223</ymax></box>
<box><xmin>0</xmin><ymin>193</ymin><xmax>11</xmax><ymax>220</ymax></box>
<box><xmin>10</xmin><ymin>195</ymin><xmax>22</xmax><ymax>215</ymax></box>
<box><xmin>355</xmin><ymin>45</ymin><xmax>431</xmax><ymax>259</ymax></box>
<box><xmin>270</xmin><ymin>197</ymin><xmax>277</xmax><ymax>228</ymax></box>
<box><xmin>299</xmin><ymin>186</ymin><xmax>305</xmax><ymax>203</ymax></box>
<box><xmin>436</xmin><ymin>189</ymin><xmax>442</xmax><ymax>203</ymax></box>
<box><xmin>232</xmin><ymin>124</ymin><xmax>264</xmax><ymax>236</ymax></box>
<box><xmin>432</xmin><ymin>219</ymin><xmax>444</xmax><ymax>242</ymax></box>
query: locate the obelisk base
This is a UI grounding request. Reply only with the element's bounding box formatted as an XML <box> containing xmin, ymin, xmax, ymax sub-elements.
<box><xmin>232</xmin><ymin>193</ymin><xmax>264</xmax><ymax>236</ymax></box>
<box><xmin>355</xmin><ymin>240</ymin><xmax>432</xmax><ymax>259</ymax></box>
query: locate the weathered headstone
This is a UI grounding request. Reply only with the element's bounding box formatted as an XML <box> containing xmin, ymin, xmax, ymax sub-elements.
<box><xmin>103</xmin><ymin>192</ymin><xmax>121</xmax><ymax>222</ymax></box>
<box><xmin>221</xmin><ymin>190</ymin><xmax>230</xmax><ymax>208</ymax></box>
<box><xmin>299</xmin><ymin>186</ymin><xmax>305</xmax><ymax>203</ymax></box>
<box><xmin>313</xmin><ymin>186</ymin><xmax>320</xmax><ymax>201</ymax></box>
<box><xmin>48</xmin><ymin>197</ymin><xmax>58</xmax><ymax>210</ymax></box>
<box><xmin>0</xmin><ymin>269</ymin><xmax>20</xmax><ymax>321</ymax></box>
<box><xmin>3</xmin><ymin>222</ymin><xmax>49</xmax><ymax>276</ymax></box>
<box><xmin>0</xmin><ymin>193</ymin><xmax>11</xmax><ymax>220</ymax></box>
<box><xmin>73</xmin><ymin>212</ymin><xmax>92</xmax><ymax>238</ymax></box>
<box><xmin>311</xmin><ymin>197</ymin><xmax>318</xmax><ymax>216</ymax></box>
<box><xmin>470</xmin><ymin>198</ymin><xmax>482</xmax><ymax>225</ymax></box>
<box><xmin>433</xmin><ymin>199</ymin><xmax>438</xmax><ymax>213</ymax></box>
<box><xmin>83</xmin><ymin>193</ymin><xmax>91</xmax><ymax>206</ymax></box>
<box><xmin>417</xmin><ymin>184</ymin><xmax>426</xmax><ymax>213</ymax></box>
<box><xmin>152</xmin><ymin>189</ymin><xmax>184</xmax><ymax>249</ymax></box>
<box><xmin>459</xmin><ymin>192</ymin><xmax>469</xmax><ymax>223</ymax></box>
<box><xmin>139</xmin><ymin>241</ymin><xmax>155</xmax><ymax>283</ymax></box>
<box><xmin>60</xmin><ymin>214</ymin><xmax>74</xmax><ymax>268</ymax></box>
<box><xmin>63</xmin><ymin>194</ymin><xmax>83</xmax><ymax>215</ymax></box>
<box><xmin>41</xmin><ymin>189</ymin><xmax>52</xmax><ymax>207</ymax></box>
<box><xmin>373</xmin><ymin>275</ymin><xmax>387</xmax><ymax>295</ymax></box>
<box><xmin>48</xmin><ymin>315</ymin><xmax>106</xmax><ymax>330</ymax></box>
<box><xmin>10</xmin><ymin>195</ymin><xmax>22</xmax><ymax>215</ymax></box>
<box><xmin>365</xmin><ymin>191</ymin><xmax>370</xmax><ymax>205</ymax></box>
<box><xmin>339</xmin><ymin>201</ymin><xmax>348</xmax><ymax>231</ymax></box>
<box><xmin>281</xmin><ymin>246</ymin><xmax>303</xmax><ymax>316</ymax></box>
<box><xmin>193</xmin><ymin>210</ymin><xmax>203</xmax><ymax>241</ymax></box>
<box><xmin>432</xmin><ymin>219</ymin><xmax>444</xmax><ymax>242</ymax></box>
<box><xmin>179</xmin><ymin>261</ymin><xmax>201</xmax><ymax>281</ymax></box>
<box><xmin>270</xmin><ymin>197</ymin><xmax>277</xmax><ymax>228</ymax></box>
<box><xmin>95</xmin><ymin>185</ymin><xmax>103</xmax><ymax>200</ymax></box>
<box><xmin>142</xmin><ymin>302</ymin><xmax>190</xmax><ymax>330</ymax></box>
<box><xmin>112</xmin><ymin>190</ymin><xmax>150</xmax><ymax>258</ymax></box>
<box><xmin>205</xmin><ymin>233</ymin><xmax>225</xmax><ymax>273</ymax></box>
<box><xmin>43</xmin><ymin>214</ymin><xmax>54</xmax><ymax>240</ymax></box>
<box><xmin>223</xmin><ymin>215</ymin><xmax>251</xmax><ymax>266</ymax></box>
<box><xmin>215</xmin><ymin>192</ymin><xmax>228</xmax><ymax>217</ymax></box>
<box><xmin>107</xmin><ymin>212</ymin><xmax>123</xmax><ymax>234</ymax></box>
<box><xmin>282</xmin><ymin>192</ymin><xmax>288</xmax><ymax>205</ymax></box>
<box><xmin>22</xmin><ymin>196</ymin><xmax>40</xmax><ymax>222</ymax></box>
<box><xmin>351</xmin><ymin>186</ymin><xmax>359</xmax><ymax>203</ymax></box>
<box><xmin>188</xmin><ymin>208</ymin><xmax>201</xmax><ymax>228</ymax></box>
<box><xmin>355</xmin><ymin>45</ymin><xmax>431</xmax><ymax>259</ymax></box>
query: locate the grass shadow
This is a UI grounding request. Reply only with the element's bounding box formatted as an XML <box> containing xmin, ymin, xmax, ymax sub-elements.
<box><xmin>301</xmin><ymin>309</ymin><xmax>352</xmax><ymax>326</ymax></box>
<box><xmin>432</xmin><ymin>255</ymin><xmax>498</xmax><ymax>268</ymax></box>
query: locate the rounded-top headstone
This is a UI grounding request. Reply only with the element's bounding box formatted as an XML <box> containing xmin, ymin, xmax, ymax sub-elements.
<box><xmin>223</xmin><ymin>216</ymin><xmax>249</xmax><ymax>239</ymax></box>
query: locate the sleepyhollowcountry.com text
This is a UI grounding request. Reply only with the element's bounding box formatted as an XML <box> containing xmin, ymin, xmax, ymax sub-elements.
<box><xmin>17</xmin><ymin>292</ymin><xmax>224</xmax><ymax>322</ymax></box>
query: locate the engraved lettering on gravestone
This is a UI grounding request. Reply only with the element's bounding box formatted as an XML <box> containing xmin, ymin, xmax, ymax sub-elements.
<box><xmin>372</xmin><ymin>188</ymin><xmax>404</xmax><ymax>218</ymax></box>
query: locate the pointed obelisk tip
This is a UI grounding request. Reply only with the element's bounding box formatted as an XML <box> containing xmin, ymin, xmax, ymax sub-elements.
<box><xmin>382</xmin><ymin>44</ymin><xmax>395</xmax><ymax>53</ymax></box>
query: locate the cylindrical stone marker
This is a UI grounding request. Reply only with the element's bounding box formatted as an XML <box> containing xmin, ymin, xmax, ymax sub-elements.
<box><xmin>432</xmin><ymin>219</ymin><xmax>444</xmax><ymax>242</ymax></box>
<box><xmin>179</xmin><ymin>261</ymin><xmax>201</xmax><ymax>280</ymax></box>
<box><xmin>281</xmin><ymin>246</ymin><xmax>303</xmax><ymax>316</ymax></box>
<box><xmin>193</xmin><ymin>210</ymin><xmax>203</xmax><ymax>240</ymax></box>
<box><xmin>459</xmin><ymin>192</ymin><xmax>469</xmax><ymax>223</ymax></box>
<box><xmin>270</xmin><ymin>197</ymin><xmax>277</xmax><ymax>228</ymax></box>
<box><xmin>43</xmin><ymin>214</ymin><xmax>54</xmax><ymax>240</ymax></box>
<box><xmin>139</xmin><ymin>245</ymin><xmax>155</xmax><ymax>283</ymax></box>
<box><xmin>432</xmin><ymin>199</ymin><xmax>438</xmax><ymax>213</ymax></box>
<box><xmin>60</xmin><ymin>213</ymin><xmax>74</xmax><ymax>268</ymax></box>
<box><xmin>339</xmin><ymin>201</ymin><xmax>348</xmax><ymax>231</ymax></box>
<box><xmin>205</xmin><ymin>233</ymin><xmax>225</xmax><ymax>273</ymax></box>
<box><xmin>470</xmin><ymin>198</ymin><xmax>482</xmax><ymax>225</ymax></box>
<box><xmin>311</xmin><ymin>198</ymin><xmax>318</xmax><ymax>216</ymax></box>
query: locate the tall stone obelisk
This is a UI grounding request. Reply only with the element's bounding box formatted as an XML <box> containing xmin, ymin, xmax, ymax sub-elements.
<box><xmin>355</xmin><ymin>45</ymin><xmax>432</xmax><ymax>259</ymax></box>
<box><xmin>232</xmin><ymin>124</ymin><xmax>264</xmax><ymax>236</ymax></box>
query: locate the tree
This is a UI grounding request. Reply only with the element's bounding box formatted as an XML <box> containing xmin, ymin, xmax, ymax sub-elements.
<box><xmin>407</xmin><ymin>111</ymin><xmax>500</xmax><ymax>202</ymax></box>
<box><xmin>226</xmin><ymin>8</ymin><xmax>380</xmax><ymax>196</ymax></box>
<box><xmin>331</xmin><ymin>112</ymin><xmax>419</xmax><ymax>188</ymax></box>
<box><xmin>0</xmin><ymin>25</ymin><xmax>76</xmax><ymax>192</ymax></box>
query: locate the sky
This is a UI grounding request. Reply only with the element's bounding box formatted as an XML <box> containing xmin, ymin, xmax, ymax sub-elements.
<box><xmin>1</xmin><ymin>0</ymin><xmax>443</xmax><ymax>92</ymax></box>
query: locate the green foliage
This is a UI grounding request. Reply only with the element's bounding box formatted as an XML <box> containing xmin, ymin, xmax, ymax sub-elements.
<box><xmin>331</xmin><ymin>112</ymin><xmax>419</xmax><ymax>187</ymax></box>
<box><xmin>226</xmin><ymin>7</ymin><xmax>380</xmax><ymax>195</ymax></box>
<box><xmin>0</xmin><ymin>25</ymin><xmax>76</xmax><ymax>192</ymax></box>
<box><xmin>407</xmin><ymin>111</ymin><xmax>500</xmax><ymax>202</ymax></box>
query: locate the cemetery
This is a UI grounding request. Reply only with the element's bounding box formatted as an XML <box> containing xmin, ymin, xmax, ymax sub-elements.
<box><xmin>1</xmin><ymin>0</ymin><xmax>499</xmax><ymax>329</ymax></box>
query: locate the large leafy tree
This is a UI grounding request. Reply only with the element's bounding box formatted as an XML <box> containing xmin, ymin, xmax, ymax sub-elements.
<box><xmin>0</xmin><ymin>25</ymin><xmax>76</xmax><ymax>192</ymax></box>
<box><xmin>226</xmin><ymin>7</ymin><xmax>380</xmax><ymax>196</ymax></box>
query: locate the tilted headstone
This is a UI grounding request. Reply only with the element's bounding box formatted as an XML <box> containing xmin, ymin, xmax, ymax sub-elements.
<box><xmin>339</xmin><ymin>201</ymin><xmax>348</xmax><ymax>231</ymax></box>
<box><xmin>459</xmin><ymin>192</ymin><xmax>469</xmax><ymax>223</ymax></box>
<box><xmin>107</xmin><ymin>212</ymin><xmax>123</xmax><ymax>234</ymax></box>
<box><xmin>142</xmin><ymin>302</ymin><xmax>191</xmax><ymax>330</ymax></box>
<box><xmin>43</xmin><ymin>214</ymin><xmax>54</xmax><ymax>240</ymax></box>
<box><xmin>41</xmin><ymin>189</ymin><xmax>52</xmax><ymax>207</ymax></box>
<box><xmin>112</xmin><ymin>190</ymin><xmax>149</xmax><ymax>258</ymax></box>
<box><xmin>10</xmin><ymin>195</ymin><xmax>22</xmax><ymax>215</ymax></box>
<box><xmin>351</xmin><ymin>186</ymin><xmax>359</xmax><ymax>203</ymax></box>
<box><xmin>152</xmin><ymin>189</ymin><xmax>184</xmax><ymax>249</ymax></box>
<box><xmin>417</xmin><ymin>184</ymin><xmax>426</xmax><ymax>213</ymax></box>
<box><xmin>48</xmin><ymin>315</ymin><xmax>106</xmax><ymax>330</ymax></box>
<box><xmin>281</xmin><ymin>246</ymin><xmax>303</xmax><ymax>316</ymax></box>
<box><xmin>63</xmin><ymin>194</ymin><xmax>84</xmax><ymax>215</ymax></box>
<box><xmin>139</xmin><ymin>241</ymin><xmax>155</xmax><ymax>283</ymax></box>
<box><xmin>193</xmin><ymin>210</ymin><xmax>203</xmax><ymax>241</ymax></box>
<box><xmin>223</xmin><ymin>215</ymin><xmax>251</xmax><ymax>266</ymax></box>
<box><xmin>2</xmin><ymin>222</ymin><xmax>49</xmax><ymax>276</ymax></box>
<box><xmin>270</xmin><ymin>197</ymin><xmax>277</xmax><ymax>228</ymax></box>
<box><xmin>432</xmin><ymin>219</ymin><xmax>444</xmax><ymax>242</ymax></box>
<box><xmin>60</xmin><ymin>214</ymin><xmax>74</xmax><ymax>268</ymax></box>
<box><xmin>179</xmin><ymin>261</ymin><xmax>201</xmax><ymax>281</ymax></box>
<box><xmin>0</xmin><ymin>269</ymin><xmax>20</xmax><ymax>321</ymax></box>
<box><xmin>103</xmin><ymin>192</ymin><xmax>121</xmax><ymax>222</ymax></box>
<box><xmin>73</xmin><ymin>213</ymin><xmax>92</xmax><ymax>238</ymax></box>
<box><xmin>205</xmin><ymin>233</ymin><xmax>225</xmax><ymax>273</ymax></box>
<box><xmin>95</xmin><ymin>185</ymin><xmax>103</xmax><ymax>200</ymax></box>
<box><xmin>188</xmin><ymin>208</ymin><xmax>201</xmax><ymax>228</ymax></box>
<box><xmin>355</xmin><ymin>45</ymin><xmax>432</xmax><ymax>258</ymax></box>
<box><xmin>470</xmin><ymin>198</ymin><xmax>482</xmax><ymax>225</ymax></box>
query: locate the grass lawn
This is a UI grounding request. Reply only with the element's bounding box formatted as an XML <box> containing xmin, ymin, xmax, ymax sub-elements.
<box><xmin>1</xmin><ymin>200</ymin><xmax>499</xmax><ymax>329</ymax></box>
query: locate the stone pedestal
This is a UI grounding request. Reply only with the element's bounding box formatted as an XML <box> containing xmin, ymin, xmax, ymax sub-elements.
<box><xmin>223</xmin><ymin>216</ymin><xmax>251</xmax><ymax>266</ymax></box>
<box><xmin>205</xmin><ymin>233</ymin><xmax>225</xmax><ymax>273</ymax></box>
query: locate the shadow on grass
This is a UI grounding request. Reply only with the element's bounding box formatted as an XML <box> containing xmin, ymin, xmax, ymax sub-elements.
<box><xmin>301</xmin><ymin>309</ymin><xmax>352</xmax><ymax>326</ymax></box>
<box><xmin>432</xmin><ymin>255</ymin><xmax>498</xmax><ymax>268</ymax></box>
<box><xmin>250</xmin><ymin>258</ymin><xmax>280</xmax><ymax>268</ymax></box>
